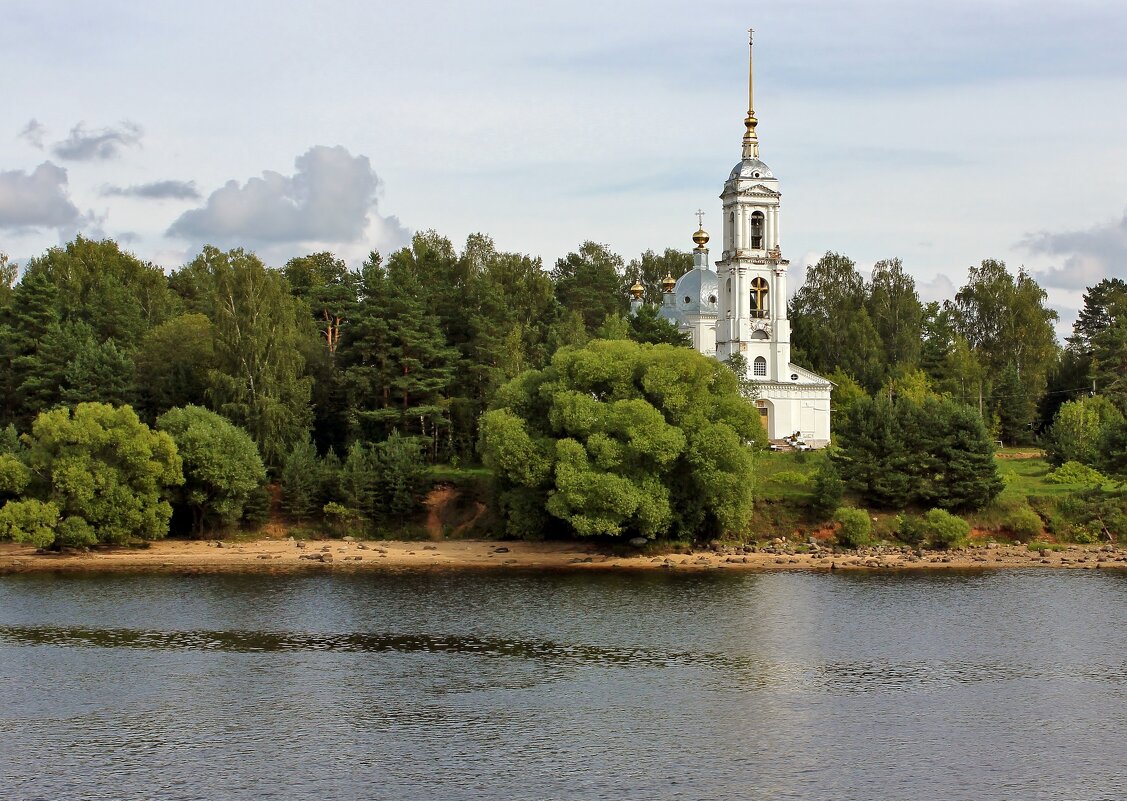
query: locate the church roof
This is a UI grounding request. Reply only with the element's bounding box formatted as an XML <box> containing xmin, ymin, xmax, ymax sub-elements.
<box><xmin>669</xmin><ymin>267</ymin><xmax>719</xmax><ymax>318</ymax></box>
<box><xmin>728</xmin><ymin>157</ymin><xmax>774</xmax><ymax>182</ymax></box>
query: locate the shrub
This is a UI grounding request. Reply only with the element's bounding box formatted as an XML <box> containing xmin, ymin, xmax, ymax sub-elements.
<box><xmin>771</xmin><ymin>470</ymin><xmax>809</xmax><ymax>486</ymax></box>
<box><xmin>1047</xmin><ymin>461</ymin><xmax>1106</xmax><ymax>486</ymax></box>
<box><xmin>1001</xmin><ymin>504</ymin><xmax>1044</xmax><ymax>539</ymax></box>
<box><xmin>899</xmin><ymin>509</ymin><xmax>970</xmax><ymax>549</ymax></box>
<box><xmin>833</xmin><ymin>506</ymin><xmax>871</xmax><ymax>548</ymax></box>
<box><xmin>810</xmin><ymin>458</ymin><xmax>844</xmax><ymax>520</ymax></box>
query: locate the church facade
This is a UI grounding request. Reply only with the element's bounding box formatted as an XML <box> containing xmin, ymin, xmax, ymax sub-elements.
<box><xmin>646</xmin><ymin>32</ymin><xmax>832</xmax><ymax>447</ymax></box>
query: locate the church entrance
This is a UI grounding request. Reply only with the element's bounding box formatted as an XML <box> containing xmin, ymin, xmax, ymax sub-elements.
<box><xmin>756</xmin><ymin>400</ymin><xmax>770</xmax><ymax>434</ymax></box>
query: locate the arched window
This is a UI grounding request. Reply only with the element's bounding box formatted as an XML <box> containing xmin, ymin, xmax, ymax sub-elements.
<box><xmin>753</xmin><ymin>356</ymin><xmax>767</xmax><ymax>377</ymax></box>
<box><xmin>750</xmin><ymin>211</ymin><xmax>764</xmax><ymax>249</ymax></box>
<box><xmin>750</xmin><ymin>276</ymin><xmax>769</xmax><ymax>319</ymax></box>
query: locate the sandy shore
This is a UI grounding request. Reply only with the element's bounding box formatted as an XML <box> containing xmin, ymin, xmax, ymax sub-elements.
<box><xmin>1</xmin><ymin>538</ymin><xmax>1125</xmax><ymax>575</ymax></box>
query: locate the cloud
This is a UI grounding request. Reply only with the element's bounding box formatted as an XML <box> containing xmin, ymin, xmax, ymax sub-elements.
<box><xmin>167</xmin><ymin>145</ymin><xmax>408</xmax><ymax>248</ymax></box>
<box><xmin>51</xmin><ymin>121</ymin><xmax>142</xmax><ymax>161</ymax></box>
<box><xmin>19</xmin><ymin>118</ymin><xmax>46</xmax><ymax>149</ymax></box>
<box><xmin>0</xmin><ymin>161</ymin><xmax>80</xmax><ymax>230</ymax></box>
<box><xmin>101</xmin><ymin>180</ymin><xmax>200</xmax><ymax>200</ymax></box>
<box><xmin>1020</xmin><ymin>210</ymin><xmax>1127</xmax><ymax>290</ymax></box>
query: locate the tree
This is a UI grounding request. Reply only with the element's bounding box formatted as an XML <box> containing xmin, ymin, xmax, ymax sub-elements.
<box><xmin>866</xmin><ymin>257</ymin><xmax>923</xmax><ymax>371</ymax></box>
<box><xmin>22</xmin><ymin>236</ymin><xmax>177</xmax><ymax>344</ymax></box>
<box><xmin>134</xmin><ymin>313</ymin><xmax>217</xmax><ymax>419</ymax></box>
<box><xmin>279</xmin><ymin>437</ymin><xmax>324</xmax><ymax>522</ymax></box>
<box><xmin>1043</xmin><ymin>397</ymin><xmax>1124</xmax><ymax>467</ymax></box>
<box><xmin>789</xmin><ymin>252</ymin><xmax>885</xmax><ymax>390</ymax></box>
<box><xmin>340</xmin><ymin>251</ymin><xmax>457</xmax><ymax>449</ymax></box>
<box><xmin>479</xmin><ymin>339</ymin><xmax>766</xmax><ymax>540</ymax></box>
<box><xmin>551</xmin><ymin>242</ymin><xmax>627</xmax><ymax>335</ymax></box>
<box><xmin>176</xmin><ymin>246</ymin><xmax>313</xmax><ymax>468</ymax></box>
<box><xmin>624</xmin><ymin>249</ymin><xmax>692</xmax><ymax>305</ymax></box>
<box><xmin>156</xmin><ymin>405</ymin><xmax>266</xmax><ymax>534</ymax></box>
<box><xmin>21</xmin><ymin>403</ymin><xmax>183</xmax><ymax>547</ymax></box>
<box><xmin>628</xmin><ymin>304</ymin><xmax>692</xmax><ymax>346</ymax></box>
<box><xmin>951</xmin><ymin>260</ymin><xmax>1058</xmax><ymax>406</ymax></box>
<box><xmin>833</xmin><ymin>395</ymin><xmax>1002</xmax><ymax>511</ymax></box>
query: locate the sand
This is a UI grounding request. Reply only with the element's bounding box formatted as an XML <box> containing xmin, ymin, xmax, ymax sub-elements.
<box><xmin>1</xmin><ymin>538</ymin><xmax>1125</xmax><ymax>575</ymax></box>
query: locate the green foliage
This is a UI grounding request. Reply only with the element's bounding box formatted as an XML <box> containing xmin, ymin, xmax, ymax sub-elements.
<box><xmin>480</xmin><ymin>339</ymin><xmax>764</xmax><ymax>540</ymax></box>
<box><xmin>551</xmin><ymin>242</ymin><xmax>627</xmax><ymax>335</ymax></box>
<box><xmin>0</xmin><ymin>499</ymin><xmax>61</xmax><ymax>548</ymax></box>
<box><xmin>375</xmin><ymin>431</ymin><xmax>429</xmax><ymax>520</ymax></box>
<box><xmin>333</xmin><ymin>433</ymin><xmax>429</xmax><ymax>527</ymax></box>
<box><xmin>834</xmin><ymin>395</ymin><xmax>1003</xmax><ymax>511</ymax></box>
<box><xmin>23</xmin><ymin>403</ymin><xmax>183</xmax><ymax>546</ymax></box>
<box><xmin>627</xmin><ymin>304</ymin><xmax>692</xmax><ymax>347</ymax></box>
<box><xmin>241</xmin><ymin>484</ymin><xmax>272</xmax><ymax>527</ymax></box>
<box><xmin>898</xmin><ymin>508</ymin><xmax>970</xmax><ymax>549</ymax></box>
<box><xmin>280</xmin><ymin>437</ymin><xmax>324</xmax><ymax>521</ymax></box>
<box><xmin>624</xmin><ymin>248</ymin><xmax>692</xmax><ymax>306</ymax></box>
<box><xmin>134</xmin><ymin>314</ymin><xmax>217</xmax><ymax>418</ymax></box>
<box><xmin>177</xmin><ymin>246</ymin><xmax>313</xmax><ymax>468</ymax></box>
<box><xmin>322</xmin><ymin>501</ymin><xmax>363</xmax><ymax>537</ymax></box>
<box><xmin>341</xmin><ymin>251</ymin><xmax>457</xmax><ymax>447</ymax></box>
<box><xmin>1047</xmin><ymin>461</ymin><xmax>1107</xmax><ymax>486</ymax></box>
<box><xmin>1042</xmin><ymin>396</ymin><xmax>1123</xmax><ymax>467</ymax></box>
<box><xmin>833</xmin><ymin>506</ymin><xmax>871</xmax><ymax>548</ymax></box>
<box><xmin>810</xmin><ymin>457</ymin><xmax>844</xmax><ymax>520</ymax></box>
<box><xmin>0</xmin><ymin>453</ymin><xmax>30</xmax><ymax>497</ymax></box>
<box><xmin>156</xmin><ymin>405</ymin><xmax>267</xmax><ymax>534</ymax></box>
<box><xmin>790</xmin><ymin>252</ymin><xmax>886</xmax><ymax>391</ymax></box>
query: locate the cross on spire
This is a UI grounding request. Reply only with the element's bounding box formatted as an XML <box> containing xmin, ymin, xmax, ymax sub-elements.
<box><xmin>695</xmin><ymin>209</ymin><xmax>705</xmax><ymax>228</ymax></box>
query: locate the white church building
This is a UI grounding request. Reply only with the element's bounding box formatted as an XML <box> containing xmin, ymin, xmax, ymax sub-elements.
<box><xmin>642</xmin><ymin>31</ymin><xmax>832</xmax><ymax>447</ymax></box>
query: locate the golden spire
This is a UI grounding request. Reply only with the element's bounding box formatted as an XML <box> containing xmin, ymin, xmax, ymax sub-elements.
<box><xmin>742</xmin><ymin>27</ymin><xmax>759</xmax><ymax>159</ymax></box>
<box><xmin>629</xmin><ymin>280</ymin><xmax>645</xmax><ymax>300</ymax></box>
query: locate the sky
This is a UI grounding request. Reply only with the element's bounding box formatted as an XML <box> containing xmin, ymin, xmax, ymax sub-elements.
<box><xmin>3</xmin><ymin>0</ymin><xmax>1126</xmax><ymax>337</ymax></box>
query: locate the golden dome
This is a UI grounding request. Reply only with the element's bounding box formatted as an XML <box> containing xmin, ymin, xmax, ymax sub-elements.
<box><xmin>692</xmin><ymin>227</ymin><xmax>710</xmax><ymax>248</ymax></box>
<box><xmin>661</xmin><ymin>273</ymin><xmax>676</xmax><ymax>293</ymax></box>
<box><xmin>629</xmin><ymin>280</ymin><xmax>645</xmax><ymax>300</ymax></box>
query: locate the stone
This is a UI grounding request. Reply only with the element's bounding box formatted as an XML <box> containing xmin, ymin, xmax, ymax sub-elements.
<box><xmin>628</xmin><ymin>537</ymin><xmax>648</xmax><ymax>547</ymax></box>
<box><xmin>423</xmin><ymin>545</ymin><xmax>438</xmax><ymax>550</ymax></box>
<box><xmin>342</xmin><ymin>536</ymin><xmax>356</xmax><ymax>542</ymax></box>
<box><xmin>494</xmin><ymin>546</ymin><xmax>510</xmax><ymax>553</ymax></box>
<box><xmin>296</xmin><ymin>541</ymin><xmax>306</xmax><ymax>549</ymax></box>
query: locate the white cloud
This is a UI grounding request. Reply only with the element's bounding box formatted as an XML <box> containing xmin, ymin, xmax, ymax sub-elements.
<box><xmin>0</xmin><ymin>161</ymin><xmax>80</xmax><ymax>230</ymax></box>
<box><xmin>18</xmin><ymin>119</ymin><xmax>46</xmax><ymax>149</ymax></box>
<box><xmin>51</xmin><ymin>121</ymin><xmax>142</xmax><ymax>161</ymax></box>
<box><xmin>1021</xmin><ymin>211</ymin><xmax>1127</xmax><ymax>290</ymax></box>
<box><xmin>167</xmin><ymin>145</ymin><xmax>409</xmax><ymax>251</ymax></box>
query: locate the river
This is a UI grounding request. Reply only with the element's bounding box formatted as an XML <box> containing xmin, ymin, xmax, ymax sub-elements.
<box><xmin>2</xmin><ymin>568</ymin><xmax>1125</xmax><ymax>800</ymax></box>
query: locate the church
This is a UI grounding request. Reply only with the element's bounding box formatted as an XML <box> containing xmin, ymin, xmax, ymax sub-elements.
<box><xmin>636</xmin><ymin>31</ymin><xmax>832</xmax><ymax>447</ymax></box>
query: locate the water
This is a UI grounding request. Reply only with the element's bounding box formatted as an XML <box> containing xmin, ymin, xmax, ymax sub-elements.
<box><xmin>2</xmin><ymin>568</ymin><xmax>1126</xmax><ymax>800</ymax></box>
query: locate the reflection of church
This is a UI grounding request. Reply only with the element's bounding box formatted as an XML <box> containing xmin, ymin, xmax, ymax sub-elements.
<box><xmin>633</xmin><ymin>31</ymin><xmax>831</xmax><ymax>446</ymax></box>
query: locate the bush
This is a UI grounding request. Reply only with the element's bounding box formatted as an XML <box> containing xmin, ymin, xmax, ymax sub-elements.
<box><xmin>1001</xmin><ymin>504</ymin><xmax>1043</xmax><ymax>539</ymax></box>
<box><xmin>898</xmin><ymin>509</ymin><xmax>970</xmax><ymax>549</ymax></box>
<box><xmin>1047</xmin><ymin>461</ymin><xmax>1106</xmax><ymax>486</ymax></box>
<box><xmin>810</xmin><ymin>458</ymin><xmax>844</xmax><ymax>520</ymax></box>
<box><xmin>771</xmin><ymin>470</ymin><xmax>809</xmax><ymax>486</ymax></box>
<box><xmin>833</xmin><ymin>506</ymin><xmax>871</xmax><ymax>548</ymax></box>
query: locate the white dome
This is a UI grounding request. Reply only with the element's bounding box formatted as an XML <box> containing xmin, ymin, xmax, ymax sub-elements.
<box><xmin>728</xmin><ymin>158</ymin><xmax>774</xmax><ymax>181</ymax></box>
<box><xmin>672</xmin><ymin>268</ymin><xmax>719</xmax><ymax>316</ymax></box>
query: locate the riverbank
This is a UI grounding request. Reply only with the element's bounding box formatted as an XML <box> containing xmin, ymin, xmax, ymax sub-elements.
<box><xmin>2</xmin><ymin>538</ymin><xmax>1126</xmax><ymax>574</ymax></box>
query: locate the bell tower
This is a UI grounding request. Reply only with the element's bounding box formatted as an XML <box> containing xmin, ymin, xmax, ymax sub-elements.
<box><xmin>715</xmin><ymin>29</ymin><xmax>792</xmax><ymax>383</ymax></box>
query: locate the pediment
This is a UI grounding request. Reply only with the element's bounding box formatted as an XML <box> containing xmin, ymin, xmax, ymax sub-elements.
<box><xmin>739</xmin><ymin>184</ymin><xmax>780</xmax><ymax>197</ymax></box>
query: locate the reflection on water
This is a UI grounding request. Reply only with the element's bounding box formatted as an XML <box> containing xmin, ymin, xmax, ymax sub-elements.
<box><xmin>2</xmin><ymin>569</ymin><xmax>1127</xmax><ymax>801</ymax></box>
